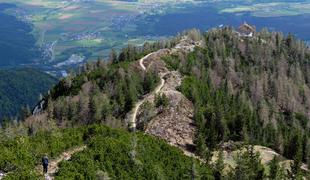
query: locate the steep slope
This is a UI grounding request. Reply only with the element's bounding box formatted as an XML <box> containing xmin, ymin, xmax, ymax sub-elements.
<box><xmin>54</xmin><ymin>126</ymin><xmax>213</xmax><ymax>179</ymax></box>
<box><xmin>0</xmin><ymin>37</ymin><xmax>213</xmax><ymax>179</ymax></box>
<box><xmin>0</xmin><ymin>3</ymin><xmax>40</xmax><ymax>67</ymax></box>
<box><xmin>0</xmin><ymin>68</ymin><xmax>57</xmax><ymax>121</ymax></box>
<box><xmin>144</xmin><ymin>70</ymin><xmax>196</xmax><ymax>152</ymax></box>
<box><xmin>166</xmin><ymin>27</ymin><xmax>310</xmax><ymax>179</ymax></box>
<box><xmin>126</xmin><ymin>28</ymin><xmax>310</xmax><ymax>178</ymax></box>
<box><xmin>127</xmin><ymin>50</ymin><xmax>169</xmax><ymax>131</ymax></box>
<box><xmin>0</xmin><ymin>125</ymin><xmax>86</xmax><ymax>179</ymax></box>
<box><xmin>130</xmin><ymin>37</ymin><xmax>203</xmax><ymax>156</ymax></box>
<box><xmin>2</xmin><ymin>27</ymin><xmax>310</xmax><ymax>179</ymax></box>
<box><xmin>21</xmin><ymin>37</ymin><xmax>180</xmax><ymax>132</ymax></box>
<box><xmin>41</xmin><ymin>146</ymin><xmax>86</xmax><ymax>180</ymax></box>
<box><xmin>0</xmin><ymin>125</ymin><xmax>213</xmax><ymax>179</ymax></box>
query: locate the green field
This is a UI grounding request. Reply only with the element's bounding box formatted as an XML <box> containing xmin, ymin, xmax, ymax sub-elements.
<box><xmin>0</xmin><ymin>0</ymin><xmax>196</xmax><ymax>64</ymax></box>
<box><xmin>220</xmin><ymin>2</ymin><xmax>310</xmax><ymax>17</ymax></box>
<box><xmin>1</xmin><ymin>0</ymin><xmax>309</xmax><ymax>66</ymax></box>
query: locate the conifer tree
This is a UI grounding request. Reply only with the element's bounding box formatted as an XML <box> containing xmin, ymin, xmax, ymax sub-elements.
<box><xmin>109</xmin><ymin>49</ymin><xmax>118</xmax><ymax>63</ymax></box>
<box><xmin>213</xmin><ymin>149</ymin><xmax>225</xmax><ymax>180</ymax></box>
<box><xmin>269</xmin><ymin>156</ymin><xmax>280</xmax><ymax>179</ymax></box>
<box><xmin>234</xmin><ymin>146</ymin><xmax>264</xmax><ymax>180</ymax></box>
<box><xmin>290</xmin><ymin>139</ymin><xmax>303</xmax><ymax>179</ymax></box>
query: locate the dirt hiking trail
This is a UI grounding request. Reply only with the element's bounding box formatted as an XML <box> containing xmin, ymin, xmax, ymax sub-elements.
<box><xmin>40</xmin><ymin>146</ymin><xmax>86</xmax><ymax>180</ymax></box>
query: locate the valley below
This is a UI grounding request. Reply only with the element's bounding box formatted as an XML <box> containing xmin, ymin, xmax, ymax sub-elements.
<box><xmin>0</xmin><ymin>0</ymin><xmax>309</xmax><ymax>77</ymax></box>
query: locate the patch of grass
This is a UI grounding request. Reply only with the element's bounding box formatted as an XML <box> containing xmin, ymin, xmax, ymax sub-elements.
<box><xmin>220</xmin><ymin>2</ymin><xmax>310</xmax><ymax>17</ymax></box>
<box><xmin>75</xmin><ymin>39</ymin><xmax>104</xmax><ymax>47</ymax></box>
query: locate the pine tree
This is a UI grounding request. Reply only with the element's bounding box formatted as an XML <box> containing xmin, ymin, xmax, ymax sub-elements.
<box><xmin>154</xmin><ymin>93</ymin><xmax>169</xmax><ymax>108</ymax></box>
<box><xmin>214</xmin><ymin>149</ymin><xmax>225</xmax><ymax>180</ymax></box>
<box><xmin>234</xmin><ymin>146</ymin><xmax>264</xmax><ymax>180</ymax></box>
<box><xmin>290</xmin><ymin>139</ymin><xmax>303</xmax><ymax>179</ymax></box>
<box><xmin>191</xmin><ymin>160</ymin><xmax>200</xmax><ymax>180</ymax></box>
<box><xmin>20</xmin><ymin>105</ymin><xmax>31</xmax><ymax>120</ymax></box>
<box><xmin>143</xmin><ymin>42</ymin><xmax>151</xmax><ymax>54</ymax></box>
<box><xmin>109</xmin><ymin>49</ymin><xmax>118</xmax><ymax>64</ymax></box>
<box><xmin>118</xmin><ymin>49</ymin><xmax>127</xmax><ymax>62</ymax></box>
<box><xmin>269</xmin><ymin>156</ymin><xmax>280</xmax><ymax>179</ymax></box>
<box><xmin>195</xmin><ymin>134</ymin><xmax>211</xmax><ymax>161</ymax></box>
<box><xmin>47</xmin><ymin>98</ymin><xmax>54</xmax><ymax>120</ymax></box>
<box><xmin>89</xmin><ymin>93</ymin><xmax>103</xmax><ymax>123</ymax></box>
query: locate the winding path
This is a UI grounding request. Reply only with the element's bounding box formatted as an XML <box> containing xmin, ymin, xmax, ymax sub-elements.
<box><xmin>139</xmin><ymin>53</ymin><xmax>152</xmax><ymax>71</ymax></box>
<box><xmin>129</xmin><ymin>53</ymin><xmax>166</xmax><ymax>131</ymax></box>
<box><xmin>42</xmin><ymin>146</ymin><xmax>86</xmax><ymax>180</ymax></box>
<box><xmin>130</xmin><ymin>38</ymin><xmax>200</xmax><ymax>131</ymax></box>
<box><xmin>0</xmin><ymin>146</ymin><xmax>86</xmax><ymax>180</ymax></box>
<box><xmin>130</xmin><ymin>37</ymin><xmax>207</xmax><ymax>163</ymax></box>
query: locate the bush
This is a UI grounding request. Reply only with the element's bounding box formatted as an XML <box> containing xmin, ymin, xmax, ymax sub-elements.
<box><xmin>0</xmin><ymin>127</ymin><xmax>86</xmax><ymax>178</ymax></box>
<box><xmin>154</xmin><ymin>93</ymin><xmax>169</xmax><ymax>108</ymax></box>
<box><xmin>55</xmin><ymin>126</ymin><xmax>213</xmax><ymax>179</ymax></box>
<box><xmin>0</xmin><ymin>125</ymin><xmax>213</xmax><ymax>179</ymax></box>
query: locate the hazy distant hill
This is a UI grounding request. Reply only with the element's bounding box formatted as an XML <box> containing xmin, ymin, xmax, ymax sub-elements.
<box><xmin>0</xmin><ymin>3</ymin><xmax>40</xmax><ymax>67</ymax></box>
<box><xmin>0</xmin><ymin>68</ymin><xmax>56</xmax><ymax>120</ymax></box>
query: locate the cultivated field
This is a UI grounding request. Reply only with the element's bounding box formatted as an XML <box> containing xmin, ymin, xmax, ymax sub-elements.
<box><xmin>1</xmin><ymin>0</ymin><xmax>309</xmax><ymax>69</ymax></box>
<box><xmin>1</xmin><ymin>0</ymin><xmax>195</xmax><ymax>63</ymax></box>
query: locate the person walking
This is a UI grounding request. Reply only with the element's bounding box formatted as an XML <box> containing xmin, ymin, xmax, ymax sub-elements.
<box><xmin>42</xmin><ymin>154</ymin><xmax>49</xmax><ymax>174</ymax></box>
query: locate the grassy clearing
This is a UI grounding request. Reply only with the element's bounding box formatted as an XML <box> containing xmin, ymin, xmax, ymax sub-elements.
<box><xmin>220</xmin><ymin>2</ymin><xmax>310</xmax><ymax>17</ymax></box>
<box><xmin>76</xmin><ymin>39</ymin><xmax>104</xmax><ymax>47</ymax></box>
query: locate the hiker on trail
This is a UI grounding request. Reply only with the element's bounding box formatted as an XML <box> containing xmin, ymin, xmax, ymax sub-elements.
<box><xmin>42</xmin><ymin>154</ymin><xmax>49</xmax><ymax>174</ymax></box>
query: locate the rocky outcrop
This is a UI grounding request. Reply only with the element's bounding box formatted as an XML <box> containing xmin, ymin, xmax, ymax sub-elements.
<box><xmin>32</xmin><ymin>99</ymin><xmax>46</xmax><ymax>115</ymax></box>
<box><xmin>211</xmin><ymin>144</ymin><xmax>309</xmax><ymax>175</ymax></box>
<box><xmin>145</xmin><ymin>71</ymin><xmax>196</xmax><ymax>151</ymax></box>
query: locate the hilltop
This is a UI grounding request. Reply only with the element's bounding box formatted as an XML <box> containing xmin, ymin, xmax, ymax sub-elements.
<box><xmin>1</xmin><ymin>27</ymin><xmax>310</xmax><ymax>179</ymax></box>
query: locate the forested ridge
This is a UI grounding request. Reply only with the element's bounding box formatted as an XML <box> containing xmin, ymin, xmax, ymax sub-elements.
<box><xmin>0</xmin><ymin>68</ymin><xmax>56</xmax><ymax>121</ymax></box>
<box><xmin>166</xmin><ymin>27</ymin><xmax>310</xmax><ymax>179</ymax></box>
<box><xmin>1</xmin><ymin>27</ymin><xmax>310</xmax><ymax>179</ymax></box>
<box><xmin>0</xmin><ymin>3</ymin><xmax>40</xmax><ymax>67</ymax></box>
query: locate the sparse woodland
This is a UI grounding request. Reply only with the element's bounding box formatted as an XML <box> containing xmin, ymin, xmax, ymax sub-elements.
<box><xmin>23</xmin><ymin>39</ymin><xmax>178</xmax><ymax>131</ymax></box>
<box><xmin>169</xmin><ymin>27</ymin><xmax>310</xmax><ymax>179</ymax></box>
